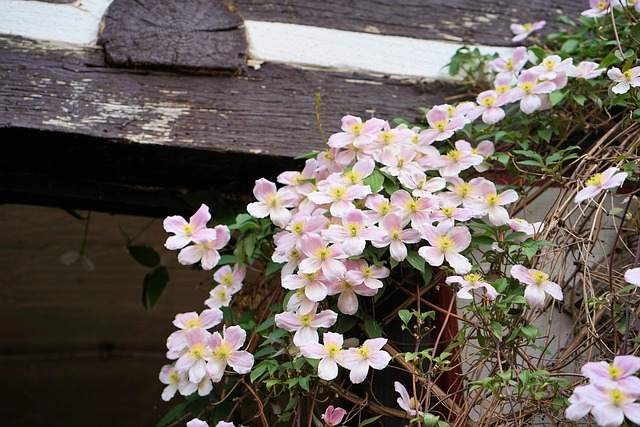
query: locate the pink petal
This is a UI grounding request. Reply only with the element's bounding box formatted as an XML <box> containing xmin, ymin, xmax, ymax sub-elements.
<box><xmin>253</xmin><ymin>178</ymin><xmax>277</xmax><ymax>201</ymax></box>
<box><xmin>510</xmin><ymin>265</ymin><xmax>534</xmax><ymax>285</ymax></box>
<box><xmin>318</xmin><ymin>357</ymin><xmax>339</xmax><ymax>380</ymax></box>
<box><xmin>190</xmin><ymin>204</ymin><xmax>211</xmax><ymax>229</ymax></box>
<box><xmin>223</xmin><ymin>325</ymin><xmax>247</xmax><ymax>349</ymax></box>
<box><xmin>419</xmin><ymin>246</ymin><xmax>444</xmax><ymax>267</ymax></box>
<box><xmin>445</xmin><ymin>252</ymin><xmax>472</xmax><ymax>274</ymax></box>
<box><xmin>227</xmin><ymin>351</ymin><xmax>254</xmax><ymax>374</ymax></box>
<box><xmin>524</xmin><ymin>284</ymin><xmax>546</xmax><ymax>307</ymax></box>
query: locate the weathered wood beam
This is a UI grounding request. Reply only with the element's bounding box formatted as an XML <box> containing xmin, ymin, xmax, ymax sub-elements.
<box><xmin>99</xmin><ymin>0</ymin><xmax>247</xmax><ymax>72</ymax></box>
<box><xmin>0</xmin><ymin>35</ymin><xmax>459</xmax><ymax>215</ymax></box>
<box><xmin>233</xmin><ymin>0</ymin><xmax>584</xmax><ymax>45</ymax></box>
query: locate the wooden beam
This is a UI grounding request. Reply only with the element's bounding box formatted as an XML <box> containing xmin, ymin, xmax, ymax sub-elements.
<box><xmin>99</xmin><ymin>0</ymin><xmax>247</xmax><ymax>72</ymax></box>
<box><xmin>234</xmin><ymin>0</ymin><xmax>584</xmax><ymax>45</ymax></box>
<box><xmin>0</xmin><ymin>35</ymin><xmax>460</xmax><ymax>215</ymax></box>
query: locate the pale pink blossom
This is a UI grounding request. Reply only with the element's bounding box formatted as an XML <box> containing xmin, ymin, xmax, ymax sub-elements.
<box><xmin>164</xmin><ymin>204</ymin><xmax>213</xmax><ymax>250</ymax></box>
<box><xmin>411</xmin><ymin>176</ymin><xmax>447</xmax><ymax>198</ymax></box>
<box><xmin>364</xmin><ymin>194</ymin><xmax>397</xmax><ymax>225</ymax></box>
<box><xmin>420</xmin><ymin>107</ymin><xmax>469</xmax><ymax>144</ymax></box>
<box><xmin>247</xmin><ymin>178</ymin><xmax>297</xmax><ymax>228</ymax></box>
<box><xmin>371</xmin><ymin>213</ymin><xmax>421</xmax><ymax>261</ymax></box>
<box><xmin>277</xmin><ymin>158</ymin><xmax>317</xmax><ymax>197</ymax></box>
<box><xmin>276</xmin><ymin>211</ymin><xmax>329</xmax><ymax>252</ymax></box>
<box><xmin>361</xmin><ymin>121</ymin><xmax>415</xmax><ymax>156</ymax></box>
<box><xmin>446</xmin><ymin>273</ymin><xmax>498</xmax><ymax>300</ymax></box>
<box><xmin>394</xmin><ymin>381</ymin><xmax>423</xmax><ymax>416</ymax></box>
<box><xmin>315</xmin><ymin>146</ymin><xmax>352</xmax><ymax>175</ymax></box>
<box><xmin>204</xmin><ymin>284</ymin><xmax>236</xmax><ymax>309</ymax></box>
<box><xmin>186</xmin><ymin>419</ymin><xmax>209</xmax><ymax>427</ymax></box>
<box><xmin>466</xmin><ymin>180</ymin><xmax>518</xmax><ymax>226</ymax></box>
<box><xmin>582</xmin><ymin>0</ymin><xmax>613</xmax><ymax>17</ymax></box>
<box><xmin>298</xmin><ymin>234</ymin><xmax>348</xmax><ymax>280</ymax></box>
<box><xmin>341</xmin><ymin>158</ymin><xmax>376</xmax><ymax>186</ymax></box>
<box><xmin>287</xmin><ymin>288</ymin><xmax>318</xmax><ymax>315</ymax></box>
<box><xmin>214</xmin><ymin>422</ymin><xmax>235</xmax><ymax>427</ymax></box>
<box><xmin>327</xmin><ymin>115</ymin><xmax>385</xmax><ymax>149</ymax></box>
<box><xmin>159</xmin><ymin>364</ymin><xmax>197</xmax><ymax>401</ymax></box>
<box><xmin>491</xmin><ymin>46</ymin><xmax>528</xmax><ymax>78</ymax></box>
<box><xmin>174</xmin><ymin>328</ymin><xmax>212</xmax><ymax>383</ymax></box>
<box><xmin>390</xmin><ymin>190</ymin><xmax>438</xmax><ymax>229</ymax></box>
<box><xmin>608</xmin><ymin>66</ymin><xmax>640</xmax><ymax>94</ymax></box>
<box><xmin>494</xmin><ymin>73</ymin><xmax>515</xmax><ymax>94</ymax></box>
<box><xmin>624</xmin><ymin>267</ymin><xmax>640</xmax><ymax>287</ymax></box>
<box><xmin>467</xmin><ymin>90</ymin><xmax>512</xmax><ymax>124</ymax></box>
<box><xmin>177</xmin><ymin>225</ymin><xmax>230</xmax><ymax>270</ymax></box>
<box><xmin>377</xmin><ymin>145</ymin><xmax>423</xmax><ymax>186</ymax></box>
<box><xmin>167</xmin><ymin>309</ymin><xmax>223</xmax><ymax>358</ymax></box>
<box><xmin>510</xmin><ymin>20</ymin><xmax>546</xmax><ymax>42</ymax></box>
<box><xmin>431</xmin><ymin>140</ymin><xmax>484</xmax><ymax>177</ymax></box>
<box><xmin>322</xmin><ymin>209</ymin><xmax>386</xmax><ymax>256</ymax></box>
<box><xmin>507</xmin><ymin>218</ymin><xmax>545</xmax><ymax>237</ymax></box>
<box><xmin>430</xmin><ymin>203</ymin><xmax>474</xmax><ymax>228</ymax></box>
<box><xmin>567</xmin><ymin>61</ymin><xmax>605</xmax><ymax>80</ymax></box>
<box><xmin>418</xmin><ymin>223</ymin><xmax>472</xmax><ymax>274</ymax></box>
<box><xmin>342</xmin><ymin>338</ymin><xmax>392</xmax><ymax>384</ymax></box>
<box><xmin>574</xmin><ymin>167</ymin><xmax>627</xmax><ymax>203</ymax></box>
<box><xmin>327</xmin><ymin>269</ymin><xmax>378</xmax><ymax>315</ymax></box>
<box><xmin>508</xmin><ymin>70</ymin><xmax>556</xmax><ymax>114</ymax></box>
<box><xmin>581</xmin><ymin>356</ymin><xmax>640</xmax><ymax>392</ymax></box>
<box><xmin>300</xmin><ymin>332</ymin><xmax>347</xmax><ymax>380</ymax></box>
<box><xmin>213</xmin><ymin>264</ymin><xmax>246</xmax><ymax>291</ymax></box>
<box><xmin>274</xmin><ymin>308</ymin><xmax>338</xmax><ymax>346</ymax></box>
<box><xmin>346</xmin><ymin>259</ymin><xmax>390</xmax><ymax>290</ymax></box>
<box><xmin>206</xmin><ymin>325</ymin><xmax>254</xmax><ymax>382</ymax></box>
<box><xmin>271</xmin><ymin>245</ymin><xmax>302</xmax><ymax>277</ymax></box>
<box><xmin>281</xmin><ymin>270</ymin><xmax>329</xmax><ymax>303</ymax></box>
<box><xmin>510</xmin><ymin>265</ymin><xmax>563</xmax><ymax>307</ymax></box>
<box><xmin>530</xmin><ymin>55</ymin><xmax>572</xmax><ymax>80</ymax></box>
<box><xmin>322</xmin><ymin>406</ymin><xmax>347</xmax><ymax>426</ymax></box>
<box><xmin>567</xmin><ymin>384</ymin><xmax>640</xmax><ymax>427</ymax></box>
<box><xmin>443</xmin><ymin>177</ymin><xmax>483</xmax><ymax>207</ymax></box>
<box><xmin>308</xmin><ymin>178</ymin><xmax>371</xmax><ymax>217</ymax></box>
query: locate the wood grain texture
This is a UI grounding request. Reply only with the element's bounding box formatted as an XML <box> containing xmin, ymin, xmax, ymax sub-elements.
<box><xmin>0</xmin><ymin>35</ymin><xmax>459</xmax><ymax>213</ymax></box>
<box><xmin>233</xmin><ymin>0</ymin><xmax>584</xmax><ymax>45</ymax></box>
<box><xmin>99</xmin><ymin>0</ymin><xmax>247</xmax><ymax>72</ymax></box>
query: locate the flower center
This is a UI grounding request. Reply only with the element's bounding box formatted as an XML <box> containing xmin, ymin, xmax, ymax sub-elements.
<box><xmin>531</xmin><ymin>270</ymin><xmax>549</xmax><ymax>285</ymax></box>
<box><xmin>441</xmin><ymin>206</ymin><xmax>455</xmax><ymax>217</ymax></box>
<box><xmin>182</xmin><ymin>224</ymin><xmax>195</xmax><ymax>235</ymax></box>
<box><xmin>523</xmin><ymin>22</ymin><xmax>533</xmax><ymax>31</ymax></box>
<box><xmin>598</xmin><ymin>1</ymin><xmax>607</xmax><ymax>11</ymax></box>
<box><xmin>381</xmin><ymin>132</ymin><xmax>394</xmax><ymax>144</ymax></box>
<box><xmin>344</xmin><ymin>170</ymin><xmax>362</xmax><ymax>184</ymax></box>
<box><xmin>379</xmin><ymin>202</ymin><xmax>391</xmax><ymax>214</ymax></box>
<box><xmin>347</xmin><ymin>223</ymin><xmax>361</xmax><ymax>236</ymax></box>
<box><xmin>299</xmin><ymin>314</ymin><xmax>312</xmax><ymax>326</ymax></box>
<box><xmin>436</xmin><ymin>235</ymin><xmax>456</xmax><ymax>251</ymax></box>
<box><xmin>521</xmin><ymin>82</ymin><xmax>534</xmax><ymax>93</ymax></box>
<box><xmin>480</xmin><ymin>96</ymin><xmax>495</xmax><ymax>107</ymax></box>
<box><xmin>505</xmin><ymin>58</ymin><xmax>514</xmax><ymax>71</ymax></box>
<box><xmin>447</xmin><ymin>149</ymin><xmax>462</xmax><ymax>161</ymax></box>
<box><xmin>292</xmin><ymin>222</ymin><xmax>304</xmax><ymax>234</ymax></box>
<box><xmin>213</xmin><ymin>342</ymin><xmax>233</xmax><ymax>361</ymax></box>
<box><xmin>317</xmin><ymin>247</ymin><xmax>330</xmax><ymax>260</ymax></box>
<box><xmin>350</xmin><ymin>123</ymin><xmax>363</xmax><ymax>135</ymax></box>
<box><xmin>608</xmin><ymin>364</ymin><xmax>624</xmax><ymax>380</ymax></box>
<box><xmin>326</xmin><ymin>342</ymin><xmax>341</xmax><ymax>356</ymax></box>
<box><xmin>434</xmin><ymin>120</ymin><xmax>448</xmax><ymax>132</ymax></box>
<box><xmin>330</xmin><ymin>187</ymin><xmax>347</xmax><ymax>199</ymax></box>
<box><xmin>485</xmin><ymin>194</ymin><xmax>500</xmax><ymax>206</ymax></box>
<box><xmin>607</xmin><ymin>389</ymin><xmax>628</xmax><ymax>406</ymax></box>
<box><xmin>464</xmin><ymin>273</ymin><xmax>482</xmax><ymax>285</ymax></box>
<box><xmin>186</xmin><ymin>318</ymin><xmax>201</xmax><ymax>328</ymax></box>
<box><xmin>543</xmin><ymin>58</ymin><xmax>556</xmax><ymax>70</ymax></box>
<box><xmin>586</xmin><ymin>173</ymin><xmax>604</xmax><ymax>187</ymax></box>
<box><xmin>221</xmin><ymin>273</ymin><xmax>234</xmax><ymax>286</ymax></box>
<box><xmin>169</xmin><ymin>372</ymin><xmax>181</xmax><ymax>383</ymax></box>
<box><xmin>357</xmin><ymin>345</ymin><xmax>370</xmax><ymax>358</ymax></box>
<box><xmin>189</xmin><ymin>343</ymin><xmax>207</xmax><ymax>359</ymax></box>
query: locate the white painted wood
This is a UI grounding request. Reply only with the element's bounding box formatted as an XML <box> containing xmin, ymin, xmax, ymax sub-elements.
<box><xmin>244</xmin><ymin>21</ymin><xmax>514</xmax><ymax>80</ymax></box>
<box><xmin>0</xmin><ymin>0</ymin><xmax>113</xmax><ymax>45</ymax></box>
<box><xmin>0</xmin><ymin>1</ymin><xmax>513</xmax><ymax>79</ymax></box>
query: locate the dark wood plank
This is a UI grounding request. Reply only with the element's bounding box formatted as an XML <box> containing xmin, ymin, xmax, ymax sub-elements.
<box><xmin>0</xmin><ymin>35</ymin><xmax>458</xmax><ymax>215</ymax></box>
<box><xmin>233</xmin><ymin>0</ymin><xmax>584</xmax><ymax>45</ymax></box>
<box><xmin>99</xmin><ymin>0</ymin><xmax>247</xmax><ymax>72</ymax></box>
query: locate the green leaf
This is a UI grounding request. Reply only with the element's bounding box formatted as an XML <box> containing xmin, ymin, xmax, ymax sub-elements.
<box><xmin>294</xmin><ymin>151</ymin><xmax>320</xmax><ymax>160</ymax></box>
<box><xmin>299</xmin><ymin>375</ymin><xmax>310</xmax><ymax>392</ymax></box>
<box><xmin>265</xmin><ymin>261</ymin><xmax>283</xmax><ymax>276</ymax></box>
<box><xmin>521</xmin><ymin>324</ymin><xmax>539</xmax><ymax>340</ymax></box>
<box><xmin>560</xmin><ymin>39</ymin><xmax>579</xmax><ymax>53</ymax></box>
<box><xmin>364</xmin><ymin>169</ymin><xmax>385</xmax><ymax>193</ymax></box>
<box><xmin>363</xmin><ymin>313</ymin><xmax>384</xmax><ymax>338</ymax></box>
<box><xmin>244</xmin><ymin>235</ymin><xmax>256</xmax><ymax>258</ymax></box>
<box><xmin>218</xmin><ymin>254</ymin><xmax>237</xmax><ymax>266</ymax></box>
<box><xmin>334</xmin><ymin>315</ymin><xmax>358</xmax><ymax>334</ymax></box>
<box><xmin>142</xmin><ymin>266</ymin><xmax>169</xmax><ymax>309</ymax></box>
<box><xmin>358</xmin><ymin>415</ymin><xmax>382</xmax><ymax>427</ymax></box>
<box><xmin>572</xmin><ymin>94</ymin><xmax>586</xmax><ymax>106</ymax></box>
<box><xmin>599</xmin><ymin>52</ymin><xmax>619</xmax><ymax>69</ymax></box>
<box><xmin>127</xmin><ymin>245</ymin><xmax>160</xmax><ymax>268</ymax></box>
<box><xmin>490</xmin><ymin>321</ymin><xmax>503</xmax><ymax>340</ymax></box>
<box><xmin>398</xmin><ymin>309</ymin><xmax>412</xmax><ymax>325</ymax></box>
<box><xmin>406</xmin><ymin>251</ymin><xmax>426</xmax><ymax>272</ymax></box>
<box><xmin>549</xmin><ymin>91</ymin><xmax>566</xmax><ymax>107</ymax></box>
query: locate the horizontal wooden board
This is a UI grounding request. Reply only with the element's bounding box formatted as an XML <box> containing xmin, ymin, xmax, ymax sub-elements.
<box><xmin>233</xmin><ymin>0</ymin><xmax>584</xmax><ymax>45</ymax></box>
<box><xmin>0</xmin><ymin>35</ymin><xmax>460</xmax><ymax>214</ymax></box>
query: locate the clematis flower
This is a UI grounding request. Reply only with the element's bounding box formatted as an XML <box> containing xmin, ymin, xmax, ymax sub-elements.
<box><xmin>491</xmin><ymin>46</ymin><xmax>528</xmax><ymax>79</ymax></box>
<box><xmin>274</xmin><ymin>308</ymin><xmax>338</xmax><ymax>346</ymax></box>
<box><xmin>510</xmin><ymin>265</ymin><xmax>563</xmax><ymax>307</ymax></box>
<box><xmin>581</xmin><ymin>0</ymin><xmax>613</xmax><ymax>17</ymax></box>
<box><xmin>394</xmin><ymin>381</ymin><xmax>423</xmax><ymax>416</ymax></box>
<box><xmin>247</xmin><ymin>178</ymin><xmax>297</xmax><ymax>228</ymax></box>
<box><xmin>420</xmin><ymin>106</ymin><xmax>469</xmax><ymax>144</ymax></box>
<box><xmin>581</xmin><ymin>355</ymin><xmax>640</xmax><ymax>391</ymax></box>
<box><xmin>342</xmin><ymin>338</ymin><xmax>392</xmax><ymax>384</ymax></box>
<box><xmin>322</xmin><ymin>209</ymin><xmax>386</xmax><ymax>256</ymax></box>
<box><xmin>347</xmin><ymin>259</ymin><xmax>390</xmax><ymax>290</ymax></box>
<box><xmin>205</xmin><ymin>284</ymin><xmax>237</xmax><ymax>309</ymax></box>
<box><xmin>418</xmin><ymin>223</ymin><xmax>472</xmax><ymax>274</ymax></box>
<box><xmin>624</xmin><ymin>267</ymin><xmax>640</xmax><ymax>287</ymax></box>
<box><xmin>574</xmin><ymin>167</ymin><xmax>627</xmax><ymax>203</ymax></box>
<box><xmin>327</xmin><ymin>115</ymin><xmax>385</xmax><ymax>149</ymax></box>
<box><xmin>327</xmin><ymin>269</ymin><xmax>378</xmax><ymax>315</ymax></box>
<box><xmin>213</xmin><ymin>264</ymin><xmax>246</xmax><ymax>292</ymax></box>
<box><xmin>529</xmin><ymin>55</ymin><xmax>572</xmax><ymax>81</ymax></box>
<box><xmin>206</xmin><ymin>325</ymin><xmax>254</xmax><ymax>383</ymax></box>
<box><xmin>167</xmin><ymin>309</ymin><xmax>223</xmax><ymax>358</ymax></box>
<box><xmin>164</xmin><ymin>204</ymin><xmax>213</xmax><ymax>250</ymax></box>
<box><xmin>390</xmin><ymin>190</ymin><xmax>438</xmax><ymax>229</ymax></box>
<box><xmin>298</xmin><ymin>234</ymin><xmax>348</xmax><ymax>280</ymax></box>
<box><xmin>159</xmin><ymin>364</ymin><xmax>197</xmax><ymax>401</ymax></box>
<box><xmin>508</xmin><ymin>70</ymin><xmax>556</xmax><ymax>114</ymax></box>
<box><xmin>467</xmin><ymin>90</ymin><xmax>512</xmax><ymax>124</ymax></box>
<box><xmin>186</xmin><ymin>419</ymin><xmax>209</xmax><ymax>427</ymax></box>
<box><xmin>567</xmin><ymin>385</ymin><xmax>640</xmax><ymax>427</ymax></box>
<box><xmin>300</xmin><ymin>332</ymin><xmax>347</xmax><ymax>380</ymax></box>
<box><xmin>308</xmin><ymin>177</ymin><xmax>371</xmax><ymax>217</ymax></box>
<box><xmin>608</xmin><ymin>66</ymin><xmax>640</xmax><ymax>94</ymax></box>
<box><xmin>174</xmin><ymin>328</ymin><xmax>212</xmax><ymax>383</ymax></box>
<box><xmin>371</xmin><ymin>213</ymin><xmax>421</xmax><ymax>261</ymax></box>
<box><xmin>431</xmin><ymin>140</ymin><xmax>484</xmax><ymax>177</ymax></box>
<box><xmin>281</xmin><ymin>270</ymin><xmax>329</xmax><ymax>303</ymax></box>
<box><xmin>446</xmin><ymin>273</ymin><xmax>498</xmax><ymax>300</ymax></box>
<box><xmin>177</xmin><ymin>225</ymin><xmax>230</xmax><ymax>270</ymax></box>
<box><xmin>510</xmin><ymin>20</ymin><xmax>546</xmax><ymax>42</ymax></box>
<box><xmin>322</xmin><ymin>406</ymin><xmax>347</xmax><ymax>426</ymax></box>
<box><xmin>275</xmin><ymin>211</ymin><xmax>330</xmax><ymax>253</ymax></box>
<box><xmin>465</xmin><ymin>179</ymin><xmax>518</xmax><ymax>226</ymax></box>
<box><xmin>567</xmin><ymin>61</ymin><xmax>605</xmax><ymax>80</ymax></box>
<box><xmin>277</xmin><ymin>157</ymin><xmax>317</xmax><ymax>197</ymax></box>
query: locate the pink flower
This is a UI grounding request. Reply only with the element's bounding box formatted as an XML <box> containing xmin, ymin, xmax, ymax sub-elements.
<box><xmin>342</xmin><ymin>338</ymin><xmax>392</xmax><ymax>384</ymax></box>
<box><xmin>213</xmin><ymin>264</ymin><xmax>246</xmax><ymax>292</ymax></box>
<box><xmin>491</xmin><ymin>46</ymin><xmax>528</xmax><ymax>77</ymax></box>
<box><xmin>468</xmin><ymin>90</ymin><xmax>512</xmax><ymax>124</ymax></box>
<box><xmin>530</xmin><ymin>55</ymin><xmax>573</xmax><ymax>81</ymax></box>
<box><xmin>510</xmin><ymin>265</ymin><xmax>563</xmax><ymax>307</ymax></box>
<box><xmin>420</xmin><ymin>107</ymin><xmax>469</xmax><ymax>144</ymax></box>
<box><xmin>177</xmin><ymin>225</ymin><xmax>230</xmax><ymax>270</ymax></box>
<box><xmin>277</xmin><ymin>158</ymin><xmax>317</xmax><ymax>196</ymax></box>
<box><xmin>608</xmin><ymin>67</ymin><xmax>640</xmax><ymax>94</ymax></box>
<box><xmin>281</xmin><ymin>270</ymin><xmax>329</xmax><ymax>303</ymax></box>
<box><xmin>508</xmin><ymin>70</ymin><xmax>556</xmax><ymax>114</ymax></box>
<box><xmin>510</xmin><ymin>20</ymin><xmax>546</xmax><ymax>42</ymax></box>
<box><xmin>204</xmin><ymin>284</ymin><xmax>237</xmax><ymax>309</ymax></box>
<box><xmin>327</xmin><ymin>269</ymin><xmax>378</xmax><ymax>315</ymax></box>
<box><xmin>276</xmin><ymin>211</ymin><xmax>330</xmax><ymax>253</ymax></box>
<box><xmin>322</xmin><ymin>209</ymin><xmax>386</xmax><ymax>256</ymax></box>
<box><xmin>274</xmin><ymin>308</ymin><xmax>338</xmax><ymax>346</ymax></box>
<box><xmin>574</xmin><ymin>167</ymin><xmax>627</xmax><ymax>203</ymax></box>
<box><xmin>322</xmin><ymin>405</ymin><xmax>347</xmax><ymax>426</ymax></box>
<box><xmin>163</xmin><ymin>204</ymin><xmax>212</xmax><ymax>250</ymax></box>
<box><xmin>394</xmin><ymin>381</ymin><xmax>423</xmax><ymax>416</ymax></box>
<box><xmin>300</xmin><ymin>332</ymin><xmax>347</xmax><ymax>380</ymax></box>
<box><xmin>371</xmin><ymin>213</ymin><xmax>421</xmax><ymax>261</ymax></box>
<box><xmin>206</xmin><ymin>325</ymin><xmax>254</xmax><ymax>382</ymax></box>
<box><xmin>308</xmin><ymin>178</ymin><xmax>371</xmax><ymax>217</ymax></box>
<box><xmin>446</xmin><ymin>273</ymin><xmax>498</xmax><ymax>300</ymax></box>
<box><xmin>581</xmin><ymin>356</ymin><xmax>640</xmax><ymax>392</ymax></box>
<box><xmin>390</xmin><ymin>190</ymin><xmax>438</xmax><ymax>229</ymax></box>
<box><xmin>465</xmin><ymin>179</ymin><xmax>518</xmax><ymax>226</ymax></box>
<box><xmin>174</xmin><ymin>328</ymin><xmax>212</xmax><ymax>383</ymax></box>
<box><xmin>186</xmin><ymin>419</ymin><xmax>210</xmax><ymax>427</ymax></box>
<box><xmin>327</xmin><ymin>115</ymin><xmax>385</xmax><ymax>149</ymax></box>
<box><xmin>624</xmin><ymin>267</ymin><xmax>640</xmax><ymax>287</ymax></box>
<box><xmin>159</xmin><ymin>364</ymin><xmax>197</xmax><ymax>401</ymax></box>
<box><xmin>567</xmin><ymin>61</ymin><xmax>605</xmax><ymax>80</ymax></box>
<box><xmin>347</xmin><ymin>259</ymin><xmax>390</xmax><ymax>290</ymax></box>
<box><xmin>567</xmin><ymin>384</ymin><xmax>640</xmax><ymax>426</ymax></box>
<box><xmin>418</xmin><ymin>223</ymin><xmax>472</xmax><ymax>274</ymax></box>
<box><xmin>431</xmin><ymin>140</ymin><xmax>484</xmax><ymax>177</ymax></box>
<box><xmin>582</xmin><ymin>0</ymin><xmax>613</xmax><ymax>18</ymax></box>
<box><xmin>247</xmin><ymin>178</ymin><xmax>297</xmax><ymax>228</ymax></box>
<box><xmin>298</xmin><ymin>234</ymin><xmax>348</xmax><ymax>280</ymax></box>
<box><xmin>167</xmin><ymin>309</ymin><xmax>223</xmax><ymax>358</ymax></box>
